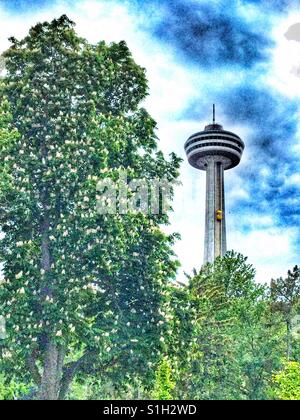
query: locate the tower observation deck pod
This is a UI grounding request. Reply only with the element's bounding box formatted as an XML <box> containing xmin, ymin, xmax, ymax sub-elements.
<box><xmin>184</xmin><ymin>105</ymin><xmax>244</xmax><ymax>264</ymax></box>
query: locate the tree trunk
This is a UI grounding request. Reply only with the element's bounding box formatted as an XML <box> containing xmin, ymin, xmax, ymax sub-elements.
<box><xmin>37</xmin><ymin>342</ymin><xmax>65</xmax><ymax>400</ymax></box>
<box><xmin>37</xmin><ymin>193</ymin><xmax>65</xmax><ymax>400</ymax></box>
<box><xmin>286</xmin><ymin>318</ymin><xmax>292</xmax><ymax>361</ymax></box>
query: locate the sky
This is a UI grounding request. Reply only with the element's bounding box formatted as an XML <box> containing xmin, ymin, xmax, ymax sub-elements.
<box><xmin>0</xmin><ymin>0</ymin><xmax>300</xmax><ymax>283</ymax></box>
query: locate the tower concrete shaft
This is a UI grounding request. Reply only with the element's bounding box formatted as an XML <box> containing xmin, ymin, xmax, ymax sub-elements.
<box><xmin>204</xmin><ymin>156</ymin><xmax>227</xmax><ymax>264</ymax></box>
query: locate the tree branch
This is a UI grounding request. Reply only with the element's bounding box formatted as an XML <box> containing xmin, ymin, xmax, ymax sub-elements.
<box><xmin>26</xmin><ymin>349</ymin><xmax>41</xmax><ymax>386</ymax></box>
<box><xmin>58</xmin><ymin>351</ymin><xmax>95</xmax><ymax>400</ymax></box>
<box><xmin>58</xmin><ymin>350</ymin><xmax>123</xmax><ymax>400</ymax></box>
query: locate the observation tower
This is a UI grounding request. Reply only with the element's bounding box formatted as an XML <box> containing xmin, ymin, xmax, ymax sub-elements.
<box><xmin>184</xmin><ymin>106</ymin><xmax>244</xmax><ymax>263</ymax></box>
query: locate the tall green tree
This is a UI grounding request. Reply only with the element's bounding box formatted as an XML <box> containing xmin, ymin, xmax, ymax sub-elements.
<box><xmin>230</xmin><ymin>292</ymin><xmax>284</xmax><ymax>400</ymax></box>
<box><xmin>174</xmin><ymin>253</ymin><xmax>285</xmax><ymax>400</ymax></box>
<box><xmin>172</xmin><ymin>254</ymin><xmax>245</xmax><ymax>400</ymax></box>
<box><xmin>271</xmin><ymin>266</ymin><xmax>300</xmax><ymax>360</ymax></box>
<box><xmin>216</xmin><ymin>253</ymin><xmax>285</xmax><ymax>400</ymax></box>
<box><xmin>0</xmin><ymin>16</ymin><xmax>180</xmax><ymax>400</ymax></box>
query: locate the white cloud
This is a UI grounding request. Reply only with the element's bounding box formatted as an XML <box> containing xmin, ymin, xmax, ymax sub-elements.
<box><xmin>266</xmin><ymin>9</ymin><xmax>300</xmax><ymax>98</ymax></box>
<box><xmin>226</xmin><ymin>182</ymin><xmax>249</xmax><ymax>202</ymax></box>
<box><xmin>285</xmin><ymin>173</ymin><xmax>300</xmax><ymax>186</ymax></box>
<box><xmin>228</xmin><ymin>227</ymin><xmax>298</xmax><ymax>283</ymax></box>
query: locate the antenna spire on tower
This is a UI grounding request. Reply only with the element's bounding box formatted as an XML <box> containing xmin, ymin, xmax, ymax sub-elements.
<box><xmin>213</xmin><ymin>104</ymin><xmax>216</xmax><ymax>124</ymax></box>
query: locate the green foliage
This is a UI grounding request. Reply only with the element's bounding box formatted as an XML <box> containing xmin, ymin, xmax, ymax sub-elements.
<box><xmin>271</xmin><ymin>266</ymin><xmax>300</xmax><ymax>359</ymax></box>
<box><xmin>0</xmin><ymin>375</ymin><xmax>28</xmax><ymax>400</ymax></box>
<box><xmin>0</xmin><ymin>250</ymin><xmax>299</xmax><ymax>400</ymax></box>
<box><xmin>152</xmin><ymin>358</ymin><xmax>175</xmax><ymax>400</ymax></box>
<box><xmin>173</xmin><ymin>252</ymin><xmax>287</xmax><ymax>400</ymax></box>
<box><xmin>0</xmin><ymin>15</ymin><xmax>180</xmax><ymax>399</ymax></box>
<box><xmin>273</xmin><ymin>361</ymin><xmax>300</xmax><ymax>400</ymax></box>
<box><xmin>271</xmin><ymin>266</ymin><xmax>300</xmax><ymax>311</ymax></box>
